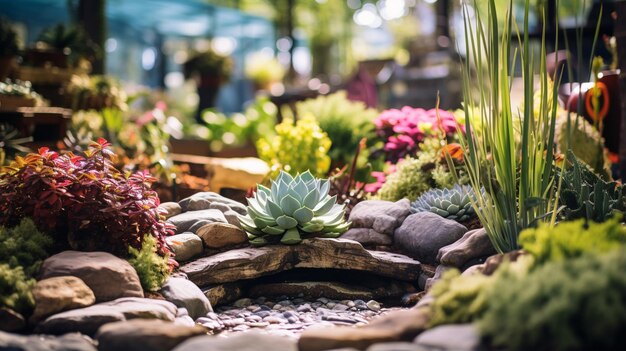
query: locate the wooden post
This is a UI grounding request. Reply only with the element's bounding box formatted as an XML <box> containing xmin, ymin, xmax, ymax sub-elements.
<box><xmin>615</xmin><ymin>1</ymin><xmax>626</xmax><ymax>180</ymax></box>
<box><xmin>78</xmin><ymin>0</ymin><xmax>106</xmax><ymax>74</ymax></box>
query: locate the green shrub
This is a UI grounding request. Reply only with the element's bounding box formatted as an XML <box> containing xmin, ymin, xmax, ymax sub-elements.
<box><xmin>128</xmin><ymin>234</ymin><xmax>171</xmax><ymax>292</ymax></box>
<box><xmin>479</xmin><ymin>248</ymin><xmax>626</xmax><ymax>351</ymax></box>
<box><xmin>519</xmin><ymin>217</ymin><xmax>626</xmax><ymax>265</ymax></box>
<box><xmin>0</xmin><ymin>264</ymin><xmax>35</xmax><ymax>315</ymax></box>
<box><xmin>0</xmin><ymin>218</ymin><xmax>52</xmax><ymax>277</ymax></box>
<box><xmin>256</xmin><ymin>116</ymin><xmax>331</xmax><ymax>179</ymax></box>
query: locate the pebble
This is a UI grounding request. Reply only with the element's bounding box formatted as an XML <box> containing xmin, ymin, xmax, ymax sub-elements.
<box><xmin>264</xmin><ymin>316</ymin><xmax>286</xmax><ymax>324</ymax></box>
<box><xmin>254</xmin><ymin>311</ymin><xmax>271</xmax><ymax>318</ymax></box>
<box><xmin>366</xmin><ymin>300</ymin><xmax>381</xmax><ymax>311</ymax></box>
<box><xmin>332</xmin><ymin>304</ymin><xmax>349</xmax><ymax>311</ymax></box>
<box><xmin>233</xmin><ymin>298</ymin><xmax>252</xmax><ymax>308</ymax></box>
<box><xmin>326</xmin><ymin>302</ymin><xmax>336</xmax><ymax>308</ymax></box>
<box><xmin>297</xmin><ymin>304</ymin><xmax>312</xmax><ymax>312</ymax></box>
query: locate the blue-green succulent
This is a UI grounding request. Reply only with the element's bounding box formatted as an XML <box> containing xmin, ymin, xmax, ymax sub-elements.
<box><xmin>239</xmin><ymin>170</ymin><xmax>350</xmax><ymax>246</ymax></box>
<box><xmin>411</xmin><ymin>184</ymin><xmax>478</xmax><ymax>222</ymax></box>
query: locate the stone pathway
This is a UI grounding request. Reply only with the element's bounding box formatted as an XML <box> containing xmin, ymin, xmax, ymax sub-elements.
<box><xmin>196</xmin><ymin>295</ymin><xmax>400</xmax><ymax>339</ymax></box>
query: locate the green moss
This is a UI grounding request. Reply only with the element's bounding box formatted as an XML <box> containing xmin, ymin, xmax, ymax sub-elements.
<box><xmin>479</xmin><ymin>249</ymin><xmax>626</xmax><ymax>351</ymax></box>
<box><xmin>128</xmin><ymin>234</ymin><xmax>171</xmax><ymax>292</ymax></box>
<box><xmin>0</xmin><ymin>218</ymin><xmax>52</xmax><ymax>277</ymax></box>
<box><xmin>0</xmin><ymin>264</ymin><xmax>35</xmax><ymax>315</ymax></box>
<box><xmin>520</xmin><ymin>217</ymin><xmax>626</xmax><ymax>265</ymax></box>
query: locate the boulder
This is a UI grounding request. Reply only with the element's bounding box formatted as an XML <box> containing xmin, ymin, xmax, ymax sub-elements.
<box><xmin>349</xmin><ymin>200</ymin><xmax>411</xmax><ymax>235</ymax></box>
<box><xmin>437</xmin><ymin>228</ymin><xmax>496</xmax><ymax>267</ymax></box>
<box><xmin>159</xmin><ymin>202</ymin><xmax>183</xmax><ymax>219</ymax></box>
<box><xmin>166</xmin><ymin>233</ymin><xmax>204</xmax><ymax>262</ymax></box>
<box><xmin>31</xmin><ymin>276</ymin><xmax>96</xmax><ymax>323</ymax></box>
<box><xmin>39</xmin><ymin>251</ymin><xmax>143</xmax><ymax>302</ymax></box>
<box><xmin>179</xmin><ymin>192</ymin><xmax>247</xmax><ymax>214</ymax></box>
<box><xmin>167</xmin><ymin>209</ymin><xmax>227</xmax><ymax>234</ymax></box>
<box><xmin>181</xmin><ymin>238</ymin><xmax>421</xmax><ymax>287</ymax></box>
<box><xmin>414</xmin><ymin>324</ymin><xmax>481</xmax><ymax>351</ymax></box>
<box><xmin>96</xmin><ymin>320</ymin><xmax>207</xmax><ymax>351</ymax></box>
<box><xmin>0</xmin><ymin>308</ymin><xmax>25</xmax><ymax>332</ymax></box>
<box><xmin>298</xmin><ymin>307</ymin><xmax>430</xmax><ymax>351</ymax></box>
<box><xmin>160</xmin><ymin>278</ymin><xmax>213</xmax><ymax>319</ymax></box>
<box><xmin>195</xmin><ymin>222</ymin><xmax>247</xmax><ymax>249</ymax></box>
<box><xmin>394</xmin><ymin>213</ymin><xmax>467</xmax><ymax>264</ymax></box>
<box><xmin>37</xmin><ymin>297</ymin><xmax>177</xmax><ymax>336</ymax></box>
<box><xmin>342</xmin><ymin>228</ymin><xmax>393</xmax><ymax>246</ymax></box>
<box><xmin>173</xmin><ymin>331</ymin><xmax>297</xmax><ymax>351</ymax></box>
<box><xmin>0</xmin><ymin>330</ymin><xmax>96</xmax><ymax>351</ymax></box>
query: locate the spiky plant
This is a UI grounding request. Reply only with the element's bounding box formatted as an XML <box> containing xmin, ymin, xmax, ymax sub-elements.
<box><xmin>239</xmin><ymin>171</ymin><xmax>350</xmax><ymax>246</ymax></box>
<box><xmin>411</xmin><ymin>184</ymin><xmax>479</xmax><ymax>222</ymax></box>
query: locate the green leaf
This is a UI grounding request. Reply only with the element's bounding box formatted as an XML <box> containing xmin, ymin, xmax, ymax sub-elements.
<box><xmin>276</xmin><ymin>215</ymin><xmax>298</xmax><ymax>229</ymax></box>
<box><xmin>293</xmin><ymin>207</ymin><xmax>314</xmax><ymax>224</ymax></box>
<box><xmin>300</xmin><ymin>222</ymin><xmax>325</xmax><ymax>233</ymax></box>
<box><xmin>249</xmin><ymin>237</ymin><xmax>268</xmax><ymax>246</ymax></box>
<box><xmin>261</xmin><ymin>225</ymin><xmax>285</xmax><ymax>235</ymax></box>
<box><xmin>280</xmin><ymin>195</ymin><xmax>301</xmax><ymax>216</ymax></box>
<box><xmin>303</xmin><ymin>189</ymin><xmax>319</xmax><ymax>209</ymax></box>
<box><xmin>280</xmin><ymin>228</ymin><xmax>302</xmax><ymax>245</ymax></box>
<box><xmin>266</xmin><ymin>199</ymin><xmax>283</xmax><ymax>218</ymax></box>
<box><xmin>313</xmin><ymin>195</ymin><xmax>337</xmax><ymax>215</ymax></box>
<box><xmin>299</xmin><ymin>170</ymin><xmax>314</xmax><ymax>183</ymax></box>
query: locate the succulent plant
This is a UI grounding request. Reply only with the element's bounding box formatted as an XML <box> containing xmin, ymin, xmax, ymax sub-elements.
<box><xmin>411</xmin><ymin>184</ymin><xmax>478</xmax><ymax>222</ymax></box>
<box><xmin>239</xmin><ymin>171</ymin><xmax>350</xmax><ymax>246</ymax></box>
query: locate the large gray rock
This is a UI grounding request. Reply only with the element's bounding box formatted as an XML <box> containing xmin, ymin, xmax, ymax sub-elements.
<box><xmin>394</xmin><ymin>212</ymin><xmax>467</xmax><ymax>264</ymax></box>
<box><xmin>39</xmin><ymin>251</ymin><xmax>143</xmax><ymax>302</ymax></box>
<box><xmin>414</xmin><ymin>324</ymin><xmax>481</xmax><ymax>351</ymax></box>
<box><xmin>173</xmin><ymin>332</ymin><xmax>297</xmax><ymax>351</ymax></box>
<box><xmin>37</xmin><ymin>297</ymin><xmax>177</xmax><ymax>336</ymax></box>
<box><xmin>160</xmin><ymin>278</ymin><xmax>213</xmax><ymax>319</ymax></box>
<box><xmin>96</xmin><ymin>320</ymin><xmax>207</xmax><ymax>351</ymax></box>
<box><xmin>349</xmin><ymin>199</ymin><xmax>411</xmax><ymax>235</ymax></box>
<box><xmin>437</xmin><ymin>228</ymin><xmax>496</xmax><ymax>267</ymax></box>
<box><xmin>167</xmin><ymin>209</ymin><xmax>227</xmax><ymax>233</ymax></box>
<box><xmin>0</xmin><ymin>330</ymin><xmax>96</xmax><ymax>351</ymax></box>
<box><xmin>31</xmin><ymin>276</ymin><xmax>96</xmax><ymax>323</ymax></box>
<box><xmin>166</xmin><ymin>233</ymin><xmax>204</xmax><ymax>262</ymax></box>
<box><xmin>159</xmin><ymin>202</ymin><xmax>182</xmax><ymax>219</ymax></box>
<box><xmin>195</xmin><ymin>222</ymin><xmax>247</xmax><ymax>249</ymax></box>
<box><xmin>342</xmin><ymin>228</ymin><xmax>393</xmax><ymax>246</ymax></box>
<box><xmin>179</xmin><ymin>192</ymin><xmax>247</xmax><ymax>214</ymax></box>
<box><xmin>181</xmin><ymin>238</ymin><xmax>421</xmax><ymax>287</ymax></box>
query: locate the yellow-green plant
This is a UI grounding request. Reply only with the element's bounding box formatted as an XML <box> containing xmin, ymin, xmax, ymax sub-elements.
<box><xmin>128</xmin><ymin>234</ymin><xmax>171</xmax><ymax>292</ymax></box>
<box><xmin>460</xmin><ymin>0</ymin><xmax>562</xmax><ymax>252</ymax></box>
<box><xmin>256</xmin><ymin>116</ymin><xmax>331</xmax><ymax>179</ymax></box>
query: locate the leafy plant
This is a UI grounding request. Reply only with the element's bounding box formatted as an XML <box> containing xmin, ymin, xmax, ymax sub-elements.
<box><xmin>0</xmin><ymin>123</ymin><xmax>32</xmax><ymax>166</ymax></box>
<box><xmin>0</xmin><ymin>218</ymin><xmax>52</xmax><ymax>277</ymax></box>
<box><xmin>479</xmin><ymin>248</ymin><xmax>626</xmax><ymax>351</ymax></box>
<box><xmin>37</xmin><ymin>23</ymin><xmax>99</xmax><ymax>65</ymax></box>
<box><xmin>184</xmin><ymin>50</ymin><xmax>233</xmax><ymax>84</ymax></box>
<box><xmin>0</xmin><ymin>17</ymin><xmax>18</xmax><ymax>58</ymax></box>
<box><xmin>459</xmin><ymin>0</ymin><xmax>563</xmax><ymax>252</ymax></box>
<box><xmin>558</xmin><ymin>151</ymin><xmax>625</xmax><ymax>223</ymax></box>
<box><xmin>295</xmin><ymin>91</ymin><xmax>378</xmax><ymax>174</ymax></box>
<box><xmin>0</xmin><ymin>139</ymin><xmax>173</xmax><ymax>258</ymax></box>
<box><xmin>256</xmin><ymin>116</ymin><xmax>331</xmax><ymax>179</ymax></box>
<box><xmin>128</xmin><ymin>234</ymin><xmax>171</xmax><ymax>292</ymax></box>
<box><xmin>411</xmin><ymin>184</ymin><xmax>479</xmax><ymax>223</ymax></box>
<box><xmin>239</xmin><ymin>171</ymin><xmax>349</xmax><ymax>246</ymax></box>
<box><xmin>519</xmin><ymin>217</ymin><xmax>626</xmax><ymax>265</ymax></box>
<box><xmin>66</xmin><ymin>75</ymin><xmax>128</xmax><ymax>111</ymax></box>
<box><xmin>245</xmin><ymin>54</ymin><xmax>285</xmax><ymax>87</ymax></box>
<box><xmin>0</xmin><ymin>264</ymin><xmax>35</xmax><ymax>315</ymax></box>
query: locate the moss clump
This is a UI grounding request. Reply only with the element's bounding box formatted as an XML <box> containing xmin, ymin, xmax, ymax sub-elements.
<box><xmin>479</xmin><ymin>249</ymin><xmax>626</xmax><ymax>351</ymax></box>
<box><xmin>0</xmin><ymin>264</ymin><xmax>35</xmax><ymax>315</ymax></box>
<box><xmin>128</xmin><ymin>234</ymin><xmax>171</xmax><ymax>292</ymax></box>
<box><xmin>0</xmin><ymin>218</ymin><xmax>53</xmax><ymax>277</ymax></box>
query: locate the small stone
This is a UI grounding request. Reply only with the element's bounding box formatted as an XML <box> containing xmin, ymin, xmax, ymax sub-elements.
<box><xmin>174</xmin><ymin>316</ymin><xmax>196</xmax><ymax>327</ymax></box>
<box><xmin>366</xmin><ymin>300</ymin><xmax>381</xmax><ymax>312</ymax></box>
<box><xmin>273</xmin><ymin>304</ymin><xmax>282</xmax><ymax>310</ymax></box>
<box><xmin>323</xmin><ymin>315</ymin><xmax>357</xmax><ymax>324</ymax></box>
<box><xmin>166</xmin><ymin>234</ymin><xmax>203</xmax><ymax>262</ymax></box>
<box><xmin>172</xmin><ymin>331</ymin><xmax>297</xmax><ymax>351</ymax></box>
<box><xmin>332</xmin><ymin>304</ymin><xmax>349</xmax><ymax>311</ymax></box>
<box><xmin>177</xmin><ymin>308</ymin><xmax>189</xmax><ymax>317</ymax></box>
<box><xmin>232</xmin><ymin>325</ymin><xmax>250</xmax><ymax>331</ymax></box>
<box><xmin>245</xmin><ymin>315</ymin><xmax>262</xmax><ymax>322</ymax></box>
<box><xmin>347</xmin><ymin>301</ymin><xmax>356</xmax><ymax>308</ymax></box>
<box><xmin>206</xmin><ymin>312</ymin><xmax>219</xmax><ymax>320</ymax></box>
<box><xmin>317</xmin><ymin>297</ymin><xmax>330</xmax><ymax>304</ymax></box>
<box><xmin>31</xmin><ymin>276</ymin><xmax>96</xmax><ymax>323</ymax></box>
<box><xmin>246</xmin><ymin>322</ymin><xmax>270</xmax><ymax>328</ymax></box>
<box><xmin>196</xmin><ymin>222</ymin><xmax>247</xmax><ymax>249</ymax></box>
<box><xmin>286</xmin><ymin>316</ymin><xmax>299</xmax><ymax>324</ymax></box>
<box><xmin>264</xmin><ymin>316</ymin><xmax>286</xmax><ymax>324</ymax></box>
<box><xmin>277</xmin><ymin>300</ymin><xmax>292</xmax><ymax>306</ymax></box>
<box><xmin>297</xmin><ymin>304</ymin><xmax>313</xmax><ymax>313</ymax></box>
<box><xmin>326</xmin><ymin>302</ymin><xmax>336</xmax><ymax>309</ymax></box>
<box><xmin>158</xmin><ymin>202</ymin><xmax>182</xmax><ymax>219</ymax></box>
<box><xmin>254</xmin><ymin>311</ymin><xmax>271</xmax><ymax>318</ymax></box>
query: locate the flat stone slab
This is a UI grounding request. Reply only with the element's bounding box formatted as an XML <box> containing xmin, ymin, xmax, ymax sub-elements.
<box><xmin>181</xmin><ymin>239</ymin><xmax>421</xmax><ymax>287</ymax></box>
<box><xmin>248</xmin><ymin>280</ymin><xmax>416</xmax><ymax>301</ymax></box>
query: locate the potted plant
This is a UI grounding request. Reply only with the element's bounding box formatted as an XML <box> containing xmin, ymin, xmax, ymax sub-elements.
<box><xmin>183</xmin><ymin>49</ymin><xmax>233</xmax><ymax>123</ymax></box>
<box><xmin>0</xmin><ymin>17</ymin><xmax>19</xmax><ymax>80</ymax></box>
<box><xmin>24</xmin><ymin>23</ymin><xmax>98</xmax><ymax>69</ymax></box>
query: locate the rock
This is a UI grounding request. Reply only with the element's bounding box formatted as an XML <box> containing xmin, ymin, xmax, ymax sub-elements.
<box><xmin>173</xmin><ymin>331</ymin><xmax>297</xmax><ymax>351</ymax></box>
<box><xmin>366</xmin><ymin>342</ymin><xmax>430</xmax><ymax>351</ymax></box>
<box><xmin>0</xmin><ymin>308</ymin><xmax>25</xmax><ymax>332</ymax></box>
<box><xmin>249</xmin><ymin>281</ymin><xmax>415</xmax><ymax>302</ymax></box>
<box><xmin>37</xmin><ymin>297</ymin><xmax>177</xmax><ymax>336</ymax></box>
<box><xmin>0</xmin><ymin>330</ymin><xmax>96</xmax><ymax>351</ymax></box>
<box><xmin>39</xmin><ymin>251</ymin><xmax>143</xmax><ymax>302</ymax></box>
<box><xmin>349</xmin><ymin>200</ymin><xmax>411</xmax><ymax>235</ymax></box>
<box><xmin>342</xmin><ymin>228</ymin><xmax>393</xmax><ymax>246</ymax></box>
<box><xmin>436</xmin><ymin>228</ymin><xmax>496</xmax><ymax>267</ymax></box>
<box><xmin>425</xmin><ymin>265</ymin><xmax>454</xmax><ymax>291</ymax></box>
<box><xmin>179</xmin><ymin>192</ymin><xmax>247</xmax><ymax>214</ymax></box>
<box><xmin>196</xmin><ymin>222</ymin><xmax>247</xmax><ymax>249</ymax></box>
<box><xmin>414</xmin><ymin>324</ymin><xmax>480</xmax><ymax>351</ymax></box>
<box><xmin>160</xmin><ymin>278</ymin><xmax>213</xmax><ymax>319</ymax></box>
<box><xmin>31</xmin><ymin>276</ymin><xmax>96</xmax><ymax>323</ymax></box>
<box><xmin>96</xmin><ymin>319</ymin><xmax>207</xmax><ymax>351</ymax></box>
<box><xmin>366</xmin><ymin>300</ymin><xmax>381</xmax><ymax>312</ymax></box>
<box><xmin>394</xmin><ymin>212</ymin><xmax>467</xmax><ymax>264</ymax></box>
<box><xmin>205</xmin><ymin>157</ymin><xmax>270</xmax><ymax>194</ymax></box>
<box><xmin>166</xmin><ymin>233</ymin><xmax>204</xmax><ymax>262</ymax></box>
<box><xmin>167</xmin><ymin>209</ymin><xmax>228</xmax><ymax>234</ymax></box>
<box><xmin>203</xmin><ymin>283</ymin><xmax>243</xmax><ymax>307</ymax></box>
<box><xmin>222</xmin><ymin>210</ymin><xmax>242</xmax><ymax>228</ymax></box>
<box><xmin>298</xmin><ymin>307</ymin><xmax>431</xmax><ymax>351</ymax></box>
<box><xmin>159</xmin><ymin>202</ymin><xmax>183</xmax><ymax>219</ymax></box>
<box><xmin>181</xmin><ymin>238</ymin><xmax>421</xmax><ymax>286</ymax></box>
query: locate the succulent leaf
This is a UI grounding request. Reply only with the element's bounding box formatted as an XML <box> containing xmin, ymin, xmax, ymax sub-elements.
<box><xmin>411</xmin><ymin>184</ymin><xmax>480</xmax><ymax>223</ymax></box>
<box><xmin>276</xmin><ymin>215</ymin><xmax>298</xmax><ymax>229</ymax></box>
<box><xmin>280</xmin><ymin>195</ymin><xmax>301</xmax><ymax>216</ymax></box>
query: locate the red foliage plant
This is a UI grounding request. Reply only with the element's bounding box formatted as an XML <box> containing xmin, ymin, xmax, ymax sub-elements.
<box><xmin>0</xmin><ymin>138</ymin><xmax>173</xmax><ymax>257</ymax></box>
